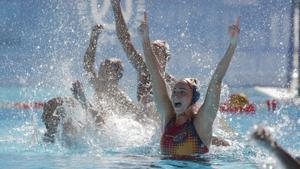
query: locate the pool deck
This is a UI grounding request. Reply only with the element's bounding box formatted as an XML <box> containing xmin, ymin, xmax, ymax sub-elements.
<box><xmin>254</xmin><ymin>86</ymin><xmax>297</xmax><ymax>100</ymax></box>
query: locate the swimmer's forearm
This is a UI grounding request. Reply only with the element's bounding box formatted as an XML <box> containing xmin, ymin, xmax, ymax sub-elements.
<box><xmin>142</xmin><ymin>36</ymin><xmax>164</xmax><ymax>93</ymax></box>
<box><xmin>142</xmin><ymin>36</ymin><xmax>160</xmax><ymax>76</ymax></box>
<box><xmin>197</xmin><ymin>43</ymin><xmax>237</xmax><ymax>128</ymax></box>
<box><xmin>252</xmin><ymin>126</ymin><xmax>300</xmax><ymax>168</ymax></box>
<box><xmin>212</xmin><ymin>43</ymin><xmax>236</xmax><ymax>83</ymax></box>
<box><xmin>86</xmin><ymin>29</ymin><xmax>99</xmax><ymax>60</ymax></box>
<box><xmin>271</xmin><ymin>142</ymin><xmax>300</xmax><ymax>169</ymax></box>
<box><xmin>212</xmin><ymin>17</ymin><xmax>239</xmax><ymax>83</ymax></box>
<box><xmin>204</xmin><ymin>44</ymin><xmax>236</xmax><ymax>109</ymax></box>
<box><xmin>111</xmin><ymin>0</ymin><xmax>129</xmax><ymax>42</ymax></box>
<box><xmin>83</xmin><ymin>29</ymin><xmax>99</xmax><ymax>78</ymax></box>
<box><xmin>138</xmin><ymin>12</ymin><xmax>174</xmax><ymax>121</ymax></box>
<box><xmin>111</xmin><ymin>0</ymin><xmax>146</xmax><ymax>72</ymax></box>
<box><xmin>142</xmin><ymin>34</ymin><xmax>173</xmax><ymax>118</ymax></box>
<box><xmin>199</xmin><ymin>21</ymin><xmax>240</xmax><ymax>130</ymax></box>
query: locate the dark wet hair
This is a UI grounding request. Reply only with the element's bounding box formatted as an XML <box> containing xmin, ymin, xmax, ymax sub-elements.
<box><xmin>102</xmin><ymin>58</ymin><xmax>124</xmax><ymax>70</ymax></box>
<box><xmin>99</xmin><ymin>58</ymin><xmax>124</xmax><ymax>80</ymax></box>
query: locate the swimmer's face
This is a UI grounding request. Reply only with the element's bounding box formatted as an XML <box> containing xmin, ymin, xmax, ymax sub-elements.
<box><xmin>152</xmin><ymin>41</ymin><xmax>170</xmax><ymax>70</ymax></box>
<box><xmin>171</xmin><ymin>81</ymin><xmax>193</xmax><ymax>115</ymax></box>
<box><xmin>100</xmin><ymin>59</ymin><xmax>124</xmax><ymax>81</ymax></box>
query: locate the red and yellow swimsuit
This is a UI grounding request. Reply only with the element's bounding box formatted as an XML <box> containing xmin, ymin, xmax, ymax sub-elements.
<box><xmin>160</xmin><ymin>118</ymin><xmax>209</xmax><ymax>159</ymax></box>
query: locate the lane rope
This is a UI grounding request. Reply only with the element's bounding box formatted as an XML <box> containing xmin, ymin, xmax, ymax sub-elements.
<box><xmin>0</xmin><ymin>99</ymin><xmax>278</xmax><ymax>113</ymax></box>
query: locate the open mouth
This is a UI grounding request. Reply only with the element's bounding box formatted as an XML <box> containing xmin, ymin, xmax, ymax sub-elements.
<box><xmin>174</xmin><ymin>102</ymin><xmax>182</xmax><ymax>108</ymax></box>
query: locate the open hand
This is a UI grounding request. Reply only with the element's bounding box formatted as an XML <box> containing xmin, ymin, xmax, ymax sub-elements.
<box><xmin>138</xmin><ymin>12</ymin><xmax>149</xmax><ymax>37</ymax></box>
<box><xmin>92</xmin><ymin>24</ymin><xmax>104</xmax><ymax>36</ymax></box>
<box><xmin>71</xmin><ymin>80</ymin><xmax>84</xmax><ymax>100</ymax></box>
<box><xmin>229</xmin><ymin>16</ymin><xmax>240</xmax><ymax>45</ymax></box>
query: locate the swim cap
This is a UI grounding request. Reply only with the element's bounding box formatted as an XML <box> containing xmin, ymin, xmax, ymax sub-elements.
<box><xmin>183</xmin><ymin>78</ymin><xmax>200</xmax><ymax>104</ymax></box>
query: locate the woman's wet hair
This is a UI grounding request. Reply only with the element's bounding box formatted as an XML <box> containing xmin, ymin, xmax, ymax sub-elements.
<box><xmin>103</xmin><ymin>58</ymin><xmax>123</xmax><ymax>69</ymax></box>
<box><xmin>99</xmin><ymin>58</ymin><xmax>124</xmax><ymax>79</ymax></box>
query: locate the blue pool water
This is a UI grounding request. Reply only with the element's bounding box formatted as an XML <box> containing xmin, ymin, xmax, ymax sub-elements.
<box><xmin>0</xmin><ymin>86</ymin><xmax>299</xmax><ymax>169</ymax></box>
<box><xmin>0</xmin><ymin>0</ymin><xmax>297</xmax><ymax>168</ymax></box>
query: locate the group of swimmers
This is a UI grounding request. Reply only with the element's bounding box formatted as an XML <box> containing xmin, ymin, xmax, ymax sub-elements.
<box><xmin>40</xmin><ymin>0</ymin><xmax>300</xmax><ymax>165</ymax></box>
<box><xmin>42</xmin><ymin>0</ymin><xmax>237</xmax><ymax>156</ymax></box>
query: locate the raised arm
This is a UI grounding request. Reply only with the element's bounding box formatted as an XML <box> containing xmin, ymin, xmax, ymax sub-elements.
<box><xmin>252</xmin><ymin>126</ymin><xmax>300</xmax><ymax>169</ymax></box>
<box><xmin>83</xmin><ymin>24</ymin><xmax>104</xmax><ymax>85</ymax></box>
<box><xmin>111</xmin><ymin>0</ymin><xmax>146</xmax><ymax>72</ymax></box>
<box><xmin>71</xmin><ymin>80</ymin><xmax>88</xmax><ymax>110</ymax></box>
<box><xmin>194</xmin><ymin>17</ymin><xmax>240</xmax><ymax>146</ymax></box>
<box><xmin>111</xmin><ymin>0</ymin><xmax>154</xmax><ymax>103</ymax></box>
<box><xmin>138</xmin><ymin>13</ymin><xmax>175</xmax><ymax>125</ymax></box>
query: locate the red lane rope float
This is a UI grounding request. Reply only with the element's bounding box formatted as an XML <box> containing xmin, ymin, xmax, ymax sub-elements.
<box><xmin>14</xmin><ymin>102</ymin><xmax>44</xmax><ymax>109</ymax></box>
<box><xmin>219</xmin><ymin>102</ymin><xmax>256</xmax><ymax>114</ymax></box>
<box><xmin>0</xmin><ymin>102</ymin><xmax>44</xmax><ymax>109</ymax></box>
<box><xmin>0</xmin><ymin>99</ymin><xmax>276</xmax><ymax>113</ymax></box>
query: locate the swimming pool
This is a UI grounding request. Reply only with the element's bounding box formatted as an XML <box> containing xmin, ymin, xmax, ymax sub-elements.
<box><xmin>0</xmin><ymin>86</ymin><xmax>299</xmax><ymax>169</ymax></box>
<box><xmin>1</xmin><ymin>0</ymin><xmax>298</xmax><ymax>168</ymax></box>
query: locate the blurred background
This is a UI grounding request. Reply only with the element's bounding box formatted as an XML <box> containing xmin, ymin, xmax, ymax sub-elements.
<box><xmin>0</xmin><ymin>0</ymin><xmax>296</xmax><ymax>100</ymax></box>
